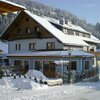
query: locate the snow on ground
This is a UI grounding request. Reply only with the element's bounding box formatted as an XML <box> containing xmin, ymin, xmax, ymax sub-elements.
<box><xmin>0</xmin><ymin>70</ymin><xmax>100</xmax><ymax>100</ymax></box>
<box><xmin>26</xmin><ymin>70</ymin><xmax>48</xmax><ymax>81</ymax></box>
<box><xmin>0</xmin><ymin>77</ymin><xmax>48</xmax><ymax>90</ymax></box>
<box><xmin>0</xmin><ymin>76</ymin><xmax>100</xmax><ymax>100</ymax></box>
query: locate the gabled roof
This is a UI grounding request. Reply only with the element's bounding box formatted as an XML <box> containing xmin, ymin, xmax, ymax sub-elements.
<box><xmin>24</xmin><ymin>10</ymin><xmax>90</xmax><ymax>46</ymax></box>
<box><xmin>0</xmin><ymin>10</ymin><xmax>89</xmax><ymax>47</ymax></box>
<box><xmin>0</xmin><ymin>0</ymin><xmax>26</xmax><ymax>13</ymax></box>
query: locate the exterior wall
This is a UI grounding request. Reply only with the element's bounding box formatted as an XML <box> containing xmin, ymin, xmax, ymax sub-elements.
<box><xmin>9</xmin><ymin>56</ymin><xmax>93</xmax><ymax>78</ymax></box>
<box><xmin>83</xmin><ymin>43</ymin><xmax>96</xmax><ymax>52</ymax></box>
<box><xmin>8</xmin><ymin>38</ymin><xmax>63</xmax><ymax>53</ymax></box>
<box><xmin>6</xmin><ymin>13</ymin><xmax>53</xmax><ymax>41</ymax></box>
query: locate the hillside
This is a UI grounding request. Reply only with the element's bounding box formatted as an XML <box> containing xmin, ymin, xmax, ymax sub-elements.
<box><xmin>0</xmin><ymin>0</ymin><xmax>100</xmax><ymax>39</ymax></box>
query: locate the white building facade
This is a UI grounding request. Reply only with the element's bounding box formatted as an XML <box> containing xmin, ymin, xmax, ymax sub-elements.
<box><xmin>1</xmin><ymin>10</ymin><xmax>100</xmax><ymax>78</ymax></box>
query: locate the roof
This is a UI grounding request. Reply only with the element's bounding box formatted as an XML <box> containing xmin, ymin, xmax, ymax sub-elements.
<box><xmin>1</xmin><ymin>10</ymin><xmax>89</xmax><ymax>47</ymax></box>
<box><xmin>7</xmin><ymin>50</ymin><xmax>94</xmax><ymax>57</ymax></box>
<box><xmin>1</xmin><ymin>10</ymin><xmax>100</xmax><ymax>47</ymax></box>
<box><xmin>0</xmin><ymin>0</ymin><xmax>26</xmax><ymax>13</ymax></box>
<box><xmin>23</xmin><ymin>10</ymin><xmax>89</xmax><ymax>47</ymax></box>
<box><xmin>91</xmin><ymin>35</ymin><xmax>99</xmax><ymax>41</ymax></box>
<box><xmin>63</xmin><ymin>24</ymin><xmax>91</xmax><ymax>34</ymax></box>
<box><xmin>78</xmin><ymin>35</ymin><xmax>100</xmax><ymax>44</ymax></box>
<box><xmin>48</xmin><ymin>19</ymin><xmax>91</xmax><ymax>34</ymax></box>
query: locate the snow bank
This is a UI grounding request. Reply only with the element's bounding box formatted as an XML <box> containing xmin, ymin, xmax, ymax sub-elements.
<box><xmin>0</xmin><ymin>77</ymin><xmax>48</xmax><ymax>90</ymax></box>
<box><xmin>26</xmin><ymin>70</ymin><xmax>48</xmax><ymax>81</ymax></box>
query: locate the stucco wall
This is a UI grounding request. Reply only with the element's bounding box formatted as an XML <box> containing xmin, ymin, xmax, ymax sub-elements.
<box><xmin>8</xmin><ymin>38</ymin><xmax>63</xmax><ymax>53</ymax></box>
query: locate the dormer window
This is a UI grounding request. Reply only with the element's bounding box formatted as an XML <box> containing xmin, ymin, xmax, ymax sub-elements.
<box><xmin>25</xmin><ymin>27</ymin><xmax>31</xmax><ymax>34</ymax></box>
<box><xmin>67</xmin><ymin>29</ymin><xmax>74</xmax><ymax>35</ymax></box>
<box><xmin>82</xmin><ymin>33</ymin><xmax>85</xmax><ymax>37</ymax></box>
<box><xmin>75</xmin><ymin>31</ymin><xmax>79</xmax><ymax>36</ymax></box>
<box><xmin>35</xmin><ymin>26</ymin><xmax>40</xmax><ymax>32</ymax></box>
<box><xmin>63</xmin><ymin>29</ymin><xmax>67</xmax><ymax>34</ymax></box>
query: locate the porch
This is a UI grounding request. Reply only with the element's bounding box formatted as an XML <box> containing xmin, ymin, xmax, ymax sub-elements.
<box><xmin>8</xmin><ymin>50</ymin><xmax>96</xmax><ymax>81</ymax></box>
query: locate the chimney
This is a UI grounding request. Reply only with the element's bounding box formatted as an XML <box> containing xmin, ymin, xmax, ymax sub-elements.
<box><xmin>59</xmin><ymin>16</ymin><xmax>65</xmax><ymax>25</ymax></box>
<box><xmin>66</xmin><ymin>20</ymin><xmax>72</xmax><ymax>26</ymax></box>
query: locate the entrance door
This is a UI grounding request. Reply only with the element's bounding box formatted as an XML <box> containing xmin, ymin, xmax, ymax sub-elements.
<box><xmin>43</xmin><ymin>61</ymin><xmax>55</xmax><ymax>78</ymax></box>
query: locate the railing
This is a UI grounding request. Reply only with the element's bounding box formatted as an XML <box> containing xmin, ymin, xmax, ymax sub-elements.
<box><xmin>83</xmin><ymin>67</ymin><xmax>98</xmax><ymax>79</ymax></box>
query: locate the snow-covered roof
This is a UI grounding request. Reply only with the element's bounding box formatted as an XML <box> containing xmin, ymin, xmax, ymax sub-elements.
<box><xmin>91</xmin><ymin>35</ymin><xmax>99</xmax><ymax>41</ymax></box>
<box><xmin>7</xmin><ymin>50</ymin><xmax>94</xmax><ymax>57</ymax></box>
<box><xmin>78</xmin><ymin>35</ymin><xmax>100</xmax><ymax>44</ymax></box>
<box><xmin>49</xmin><ymin>19</ymin><xmax>91</xmax><ymax>34</ymax></box>
<box><xmin>1</xmin><ymin>10</ymin><xmax>99</xmax><ymax>47</ymax></box>
<box><xmin>63</xmin><ymin>24</ymin><xmax>91</xmax><ymax>34</ymax></box>
<box><xmin>24</xmin><ymin>10</ymin><xmax>89</xmax><ymax>47</ymax></box>
<box><xmin>0</xmin><ymin>0</ymin><xmax>26</xmax><ymax>10</ymax></box>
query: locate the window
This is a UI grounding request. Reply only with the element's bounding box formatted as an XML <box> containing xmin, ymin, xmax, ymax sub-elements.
<box><xmin>35</xmin><ymin>61</ymin><xmax>42</xmax><ymax>71</ymax></box>
<box><xmin>70</xmin><ymin>61</ymin><xmax>77</xmax><ymax>70</ymax></box>
<box><xmin>35</xmin><ymin>26</ymin><xmax>40</xmax><ymax>32</ymax></box>
<box><xmin>92</xmin><ymin>58</ymin><xmax>94</xmax><ymax>65</ymax></box>
<box><xmin>17</xmin><ymin>28</ymin><xmax>22</xmax><ymax>34</ymax></box>
<box><xmin>14</xmin><ymin>60</ymin><xmax>21</xmax><ymax>66</ymax></box>
<box><xmin>82</xmin><ymin>33</ymin><xmax>85</xmax><ymax>37</ymax></box>
<box><xmin>43</xmin><ymin>61</ymin><xmax>49</xmax><ymax>71</ymax></box>
<box><xmin>50</xmin><ymin>62</ymin><xmax>55</xmax><ymax>71</ymax></box>
<box><xmin>43</xmin><ymin>61</ymin><xmax>55</xmax><ymax>72</ymax></box>
<box><xmin>29</xmin><ymin>43</ymin><xmax>36</xmax><ymax>50</ymax></box>
<box><xmin>47</xmin><ymin>42</ymin><xmax>55</xmax><ymax>50</ymax></box>
<box><xmin>75</xmin><ymin>31</ymin><xmax>79</xmax><ymax>36</ymax></box>
<box><xmin>25</xmin><ymin>27</ymin><xmax>31</xmax><ymax>34</ymax></box>
<box><xmin>63</xmin><ymin>29</ymin><xmax>67</xmax><ymax>34</ymax></box>
<box><xmin>67</xmin><ymin>29</ymin><xmax>74</xmax><ymax>35</ymax></box>
<box><xmin>15</xmin><ymin>44</ymin><xmax>21</xmax><ymax>50</ymax></box>
<box><xmin>90</xmin><ymin>47</ymin><xmax>94</xmax><ymax>51</ymax></box>
<box><xmin>84</xmin><ymin>61</ymin><xmax>90</xmax><ymax>70</ymax></box>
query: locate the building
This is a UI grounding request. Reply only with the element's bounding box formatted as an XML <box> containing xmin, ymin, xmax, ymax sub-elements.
<box><xmin>0</xmin><ymin>10</ymin><xmax>100</xmax><ymax>78</ymax></box>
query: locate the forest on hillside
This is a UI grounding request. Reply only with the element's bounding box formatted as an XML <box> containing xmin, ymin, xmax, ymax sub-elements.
<box><xmin>0</xmin><ymin>0</ymin><xmax>100</xmax><ymax>39</ymax></box>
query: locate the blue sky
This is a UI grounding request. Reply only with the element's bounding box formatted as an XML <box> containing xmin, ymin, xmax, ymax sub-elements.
<box><xmin>32</xmin><ymin>0</ymin><xmax>100</xmax><ymax>24</ymax></box>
